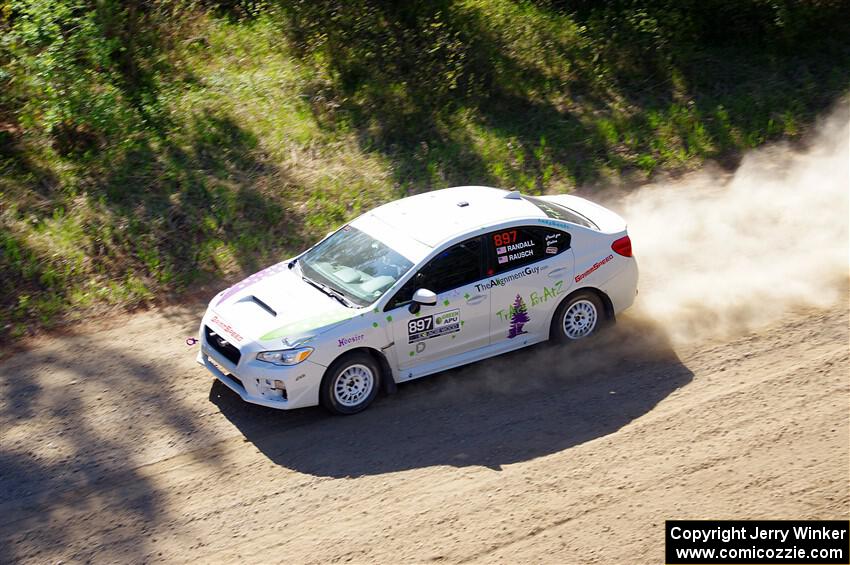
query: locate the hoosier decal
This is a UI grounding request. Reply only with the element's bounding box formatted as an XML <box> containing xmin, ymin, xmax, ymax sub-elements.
<box><xmin>338</xmin><ymin>334</ymin><xmax>365</xmax><ymax>347</ymax></box>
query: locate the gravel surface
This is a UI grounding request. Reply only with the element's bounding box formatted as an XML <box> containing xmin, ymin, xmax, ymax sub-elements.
<box><xmin>1</xmin><ymin>294</ymin><xmax>847</xmax><ymax>564</ymax></box>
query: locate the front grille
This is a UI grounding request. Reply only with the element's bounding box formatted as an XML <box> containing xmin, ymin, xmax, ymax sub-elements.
<box><xmin>204</xmin><ymin>325</ymin><xmax>241</xmax><ymax>365</ymax></box>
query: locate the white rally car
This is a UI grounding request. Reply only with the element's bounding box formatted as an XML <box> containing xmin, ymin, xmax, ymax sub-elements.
<box><xmin>197</xmin><ymin>186</ymin><xmax>638</xmax><ymax>414</ymax></box>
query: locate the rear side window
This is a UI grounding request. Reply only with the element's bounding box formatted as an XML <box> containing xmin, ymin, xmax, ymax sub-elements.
<box><xmin>386</xmin><ymin>236</ymin><xmax>484</xmax><ymax>309</ymax></box>
<box><xmin>522</xmin><ymin>195</ymin><xmax>598</xmax><ymax>230</ymax></box>
<box><xmin>487</xmin><ymin>226</ymin><xmax>570</xmax><ymax>274</ymax></box>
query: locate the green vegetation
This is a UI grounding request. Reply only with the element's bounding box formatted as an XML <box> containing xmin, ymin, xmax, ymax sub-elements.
<box><xmin>1</xmin><ymin>0</ymin><xmax>848</xmax><ymax>338</ymax></box>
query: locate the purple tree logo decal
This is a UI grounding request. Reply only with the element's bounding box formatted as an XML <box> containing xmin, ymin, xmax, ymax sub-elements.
<box><xmin>507</xmin><ymin>294</ymin><xmax>530</xmax><ymax>338</ymax></box>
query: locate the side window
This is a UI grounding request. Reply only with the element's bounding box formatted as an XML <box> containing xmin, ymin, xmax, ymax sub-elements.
<box><xmin>386</xmin><ymin>237</ymin><xmax>484</xmax><ymax>309</ymax></box>
<box><xmin>487</xmin><ymin>226</ymin><xmax>570</xmax><ymax>274</ymax></box>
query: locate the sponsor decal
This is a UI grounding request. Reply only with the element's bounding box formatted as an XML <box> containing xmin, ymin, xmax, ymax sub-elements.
<box><xmin>575</xmin><ymin>254</ymin><xmax>614</xmax><ymax>283</ymax></box>
<box><xmin>545</xmin><ymin>232</ymin><xmax>562</xmax><ymax>245</ymax></box>
<box><xmin>408</xmin><ymin>308</ymin><xmax>460</xmax><ymax>343</ymax></box>
<box><xmin>545</xmin><ymin>246</ymin><xmax>557</xmax><ymax>255</ymax></box>
<box><xmin>211</xmin><ymin>314</ymin><xmax>244</xmax><ymax>342</ymax></box>
<box><xmin>474</xmin><ymin>266</ymin><xmax>540</xmax><ymax>292</ymax></box>
<box><xmin>338</xmin><ymin>334</ymin><xmax>365</xmax><ymax>347</ymax></box>
<box><xmin>295</xmin><ymin>374</ymin><xmax>306</xmax><ymax>381</ymax></box>
<box><xmin>538</xmin><ymin>218</ymin><xmax>570</xmax><ymax>229</ymax></box>
<box><xmin>506</xmin><ymin>294</ymin><xmax>530</xmax><ymax>339</ymax></box>
<box><xmin>529</xmin><ymin>281</ymin><xmax>565</xmax><ymax>306</ymax></box>
<box><xmin>496</xmin><ymin>246</ymin><xmax>507</xmax><ymax>255</ymax></box>
<box><xmin>495</xmin><ymin>282</ymin><xmax>565</xmax><ymax>323</ymax></box>
<box><xmin>415</xmin><ymin>341</ymin><xmax>426</xmax><ymax>353</ymax></box>
<box><xmin>215</xmin><ymin>261</ymin><xmax>289</xmax><ymax>306</ymax></box>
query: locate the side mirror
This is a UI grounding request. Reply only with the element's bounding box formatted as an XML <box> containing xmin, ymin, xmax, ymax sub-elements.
<box><xmin>409</xmin><ymin>288</ymin><xmax>437</xmax><ymax>314</ymax></box>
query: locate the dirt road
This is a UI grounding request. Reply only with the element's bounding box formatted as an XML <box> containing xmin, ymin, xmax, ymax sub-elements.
<box><xmin>1</xmin><ymin>292</ymin><xmax>847</xmax><ymax>564</ymax></box>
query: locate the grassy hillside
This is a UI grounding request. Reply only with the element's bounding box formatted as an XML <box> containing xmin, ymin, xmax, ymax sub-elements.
<box><xmin>1</xmin><ymin>0</ymin><xmax>848</xmax><ymax>338</ymax></box>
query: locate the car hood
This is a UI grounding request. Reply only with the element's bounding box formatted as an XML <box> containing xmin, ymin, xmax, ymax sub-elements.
<box><xmin>209</xmin><ymin>262</ymin><xmax>361</xmax><ymax>345</ymax></box>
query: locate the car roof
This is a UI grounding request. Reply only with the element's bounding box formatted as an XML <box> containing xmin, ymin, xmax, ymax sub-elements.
<box><xmin>361</xmin><ymin>186</ymin><xmax>546</xmax><ymax>248</ymax></box>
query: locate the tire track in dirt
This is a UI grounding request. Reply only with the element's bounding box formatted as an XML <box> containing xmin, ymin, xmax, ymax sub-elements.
<box><xmin>1</xmin><ymin>297</ymin><xmax>846</xmax><ymax>564</ymax></box>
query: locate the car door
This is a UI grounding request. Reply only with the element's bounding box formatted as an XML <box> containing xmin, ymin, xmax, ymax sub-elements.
<box><xmin>384</xmin><ymin>236</ymin><xmax>491</xmax><ymax>372</ymax></box>
<box><xmin>485</xmin><ymin>225</ymin><xmax>574</xmax><ymax>345</ymax></box>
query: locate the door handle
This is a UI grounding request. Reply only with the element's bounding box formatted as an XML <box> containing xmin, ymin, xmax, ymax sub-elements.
<box><xmin>465</xmin><ymin>294</ymin><xmax>487</xmax><ymax>305</ymax></box>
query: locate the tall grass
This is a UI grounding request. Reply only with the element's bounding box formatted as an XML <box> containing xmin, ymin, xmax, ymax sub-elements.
<box><xmin>1</xmin><ymin>0</ymin><xmax>848</xmax><ymax>338</ymax></box>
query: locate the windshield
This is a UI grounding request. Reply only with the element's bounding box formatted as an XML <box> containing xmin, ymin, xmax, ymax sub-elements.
<box><xmin>300</xmin><ymin>226</ymin><xmax>414</xmax><ymax>307</ymax></box>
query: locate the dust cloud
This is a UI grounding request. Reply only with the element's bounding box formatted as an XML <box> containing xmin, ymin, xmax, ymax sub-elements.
<box><xmin>613</xmin><ymin>101</ymin><xmax>849</xmax><ymax>344</ymax></box>
<box><xmin>438</xmin><ymin>103</ymin><xmax>847</xmax><ymax>398</ymax></box>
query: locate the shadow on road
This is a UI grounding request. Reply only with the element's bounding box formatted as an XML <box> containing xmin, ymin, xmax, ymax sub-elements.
<box><xmin>0</xmin><ymin>324</ymin><xmax>212</xmax><ymax>564</ymax></box>
<box><xmin>210</xmin><ymin>314</ymin><xmax>692</xmax><ymax>477</ymax></box>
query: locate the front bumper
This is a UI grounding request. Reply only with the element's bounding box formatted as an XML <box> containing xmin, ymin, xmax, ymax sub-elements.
<box><xmin>198</xmin><ymin>350</ymin><xmax>285</xmax><ymax>409</ymax></box>
<box><xmin>198</xmin><ymin>327</ymin><xmax>325</xmax><ymax>410</ymax></box>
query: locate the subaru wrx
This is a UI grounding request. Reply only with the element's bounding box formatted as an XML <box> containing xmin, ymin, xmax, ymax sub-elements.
<box><xmin>198</xmin><ymin>186</ymin><xmax>638</xmax><ymax>414</ymax></box>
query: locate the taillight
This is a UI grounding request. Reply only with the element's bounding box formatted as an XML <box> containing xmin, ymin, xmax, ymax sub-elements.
<box><xmin>612</xmin><ymin>235</ymin><xmax>632</xmax><ymax>257</ymax></box>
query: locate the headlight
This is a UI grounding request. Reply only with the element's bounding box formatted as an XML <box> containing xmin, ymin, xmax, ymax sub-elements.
<box><xmin>256</xmin><ymin>347</ymin><xmax>314</xmax><ymax>366</ymax></box>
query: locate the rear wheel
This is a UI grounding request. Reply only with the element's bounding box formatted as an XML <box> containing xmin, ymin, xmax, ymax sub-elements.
<box><xmin>550</xmin><ymin>292</ymin><xmax>605</xmax><ymax>344</ymax></box>
<box><xmin>320</xmin><ymin>352</ymin><xmax>381</xmax><ymax>415</ymax></box>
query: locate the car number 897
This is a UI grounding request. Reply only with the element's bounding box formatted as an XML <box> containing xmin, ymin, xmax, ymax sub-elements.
<box><xmin>408</xmin><ymin>318</ymin><xmax>433</xmax><ymax>334</ymax></box>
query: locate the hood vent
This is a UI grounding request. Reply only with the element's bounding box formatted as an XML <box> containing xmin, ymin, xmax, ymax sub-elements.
<box><xmin>251</xmin><ymin>296</ymin><xmax>277</xmax><ymax>317</ymax></box>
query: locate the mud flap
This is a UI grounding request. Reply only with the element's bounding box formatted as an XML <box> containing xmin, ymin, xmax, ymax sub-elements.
<box><xmin>377</xmin><ymin>344</ymin><xmax>397</xmax><ymax>395</ymax></box>
<box><xmin>382</xmin><ymin>374</ymin><xmax>398</xmax><ymax>395</ymax></box>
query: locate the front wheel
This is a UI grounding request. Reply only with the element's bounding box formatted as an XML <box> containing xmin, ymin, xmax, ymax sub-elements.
<box><xmin>320</xmin><ymin>352</ymin><xmax>381</xmax><ymax>415</ymax></box>
<box><xmin>550</xmin><ymin>292</ymin><xmax>605</xmax><ymax>344</ymax></box>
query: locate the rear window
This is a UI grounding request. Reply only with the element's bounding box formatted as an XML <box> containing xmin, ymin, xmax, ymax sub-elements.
<box><xmin>522</xmin><ymin>195</ymin><xmax>598</xmax><ymax>230</ymax></box>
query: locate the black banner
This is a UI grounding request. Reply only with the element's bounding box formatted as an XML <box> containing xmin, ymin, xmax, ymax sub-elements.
<box><xmin>666</xmin><ymin>520</ymin><xmax>849</xmax><ymax>564</ymax></box>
